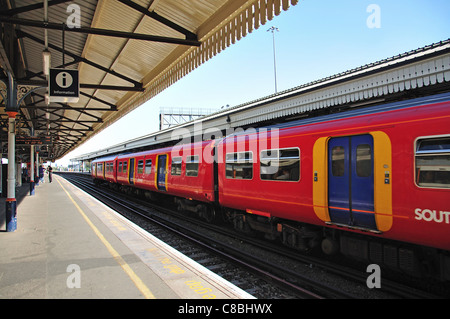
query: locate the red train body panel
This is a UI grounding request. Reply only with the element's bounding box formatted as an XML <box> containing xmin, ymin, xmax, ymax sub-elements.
<box><xmin>164</xmin><ymin>141</ymin><xmax>215</xmax><ymax>203</ymax></box>
<box><xmin>92</xmin><ymin>94</ymin><xmax>450</xmax><ymax>254</ymax></box>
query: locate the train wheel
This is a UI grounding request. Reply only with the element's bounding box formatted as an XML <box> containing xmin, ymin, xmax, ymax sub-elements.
<box><xmin>321</xmin><ymin>237</ymin><xmax>339</xmax><ymax>256</ymax></box>
<box><xmin>202</xmin><ymin>206</ymin><xmax>217</xmax><ymax>223</ymax></box>
<box><xmin>233</xmin><ymin>214</ymin><xmax>252</xmax><ymax>233</ymax></box>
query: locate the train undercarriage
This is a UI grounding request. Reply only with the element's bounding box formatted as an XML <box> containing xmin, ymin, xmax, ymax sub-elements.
<box><xmin>94</xmin><ymin>177</ymin><xmax>450</xmax><ymax>284</ymax></box>
<box><xmin>223</xmin><ymin>206</ymin><xmax>450</xmax><ymax>284</ymax></box>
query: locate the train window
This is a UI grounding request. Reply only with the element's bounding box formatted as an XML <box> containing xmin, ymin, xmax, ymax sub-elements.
<box><xmin>186</xmin><ymin>156</ymin><xmax>199</xmax><ymax>177</ymax></box>
<box><xmin>145</xmin><ymin>159</ymin><xmax>152</xmax><ymax>174</ymax></box>
<box><xmin>331</xmin><ymin>146</ymin><xmax>345</xmax><ymax>177</ymax></box>
<box><xmin>171</xmin><ymin>157</ymin><xmax>182</xmax><ymax>176</ymax></box>
<box><xmin>415</xmin><ymin>136</ymin><xmax>450</xmax><ymax>188</ymax></box>
<box><xmin>356</xmin><ymin>144</ymin><xmax>372</xmax><ymax>177</ymax></box>
<box><xmin>137</xmin><ymin>160</ymin><xmax>144</xmax><ymax>174</ymax></box>
<box><xmin>260</xmin><ymin>148</ymin><xmax>300</xmax><ymax>181</ymax></box>
<box><xmin>226</xmin><ymin>152</ymin><xmax>253</xmax><ymax>180</ymax></box>
<box><xmin>118</xmin><ymin>162</ymin><xmax>122</xmax><ymax>173</ymax></box>
<box><xmin>123</xmin><ymin>161</ymin><xmax>127</xmax><ymax>173</ymax></box>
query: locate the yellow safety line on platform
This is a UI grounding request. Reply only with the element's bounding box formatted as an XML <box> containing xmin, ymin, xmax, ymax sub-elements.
<box><xmin>56</xmin><ymin>178</ymin><xmax>156</xmax><ymax>299</ymax></box>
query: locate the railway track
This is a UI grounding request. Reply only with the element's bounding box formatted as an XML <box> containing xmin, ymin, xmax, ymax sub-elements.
<box><xmin>58</xmin><ymin>172</ymin><xmax>443</xmax><ymax>299</ymax></box>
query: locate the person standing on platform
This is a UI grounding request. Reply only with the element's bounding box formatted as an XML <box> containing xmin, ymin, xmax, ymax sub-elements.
<box><xmin>39</xmin><ymin>165</ymin><xmax>44</xmax><ymax>183</ymax></box>
<box><xmin>47</xmin><ymin>165</ymin><xmax>53</xmax><ymax>183</ymax></box>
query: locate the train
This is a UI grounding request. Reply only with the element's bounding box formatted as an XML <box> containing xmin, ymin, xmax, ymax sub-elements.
<box><xmin>92</xmin><ymin>93</ymin><xmax>450</xmax><ymax>282</ymax></box>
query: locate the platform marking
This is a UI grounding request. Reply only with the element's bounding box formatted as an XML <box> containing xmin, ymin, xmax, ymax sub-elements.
<box><xmin>56</xmin><ymin>178</ymin><xmax>155</xmax><ymax>299</ymax></box>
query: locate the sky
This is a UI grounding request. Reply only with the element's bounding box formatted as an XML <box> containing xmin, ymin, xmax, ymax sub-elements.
<box><xmin>57</xmin><ymin>0</ymin><xmax>450</xmax><ymax>167</ymax></box>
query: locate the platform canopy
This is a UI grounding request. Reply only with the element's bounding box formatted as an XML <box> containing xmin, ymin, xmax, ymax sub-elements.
<box><xmin>0</xmin><ymin>0</ymin><xmax>298</xmax><ymax>161</ymax></box>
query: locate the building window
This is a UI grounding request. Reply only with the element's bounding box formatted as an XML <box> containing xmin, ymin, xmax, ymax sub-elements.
<box><xmin>260</xmin><ymin>148</ymin><xmax>300</xmax><ymax>181</ymax></box>
<box><xmin>226</xmin><ymin>152</ymin><xmax>253</xmax><ymax>179</ymax></box>
<box><xmin>415</xmin><ymin>136</ymin><xmax>450</xmax><ymax>188</ymax></box>
<box><xmin>171</xmin><ymin>157</ymin><xmax>182</xmax><ymax>176</ymax></box>
<box><xmin>186</xmin><ymin>156</ymin><xmax>199</xmax><ymax>177</ymax></box>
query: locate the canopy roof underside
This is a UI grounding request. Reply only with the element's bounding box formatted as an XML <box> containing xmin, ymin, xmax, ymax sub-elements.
<box><xmin>0</xmin><ymin>0</ymin><xmax>298</xmax><ymax>161</ymax></box>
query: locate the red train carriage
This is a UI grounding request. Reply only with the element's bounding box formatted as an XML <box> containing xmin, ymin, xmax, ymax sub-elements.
<box><xmin>216</xmin><ymin>94</ymin><xmax>450</xmax><ymax>279</ymax></box>
<box><xmin>91</xmin><ymin>155</ymin><xmax>118</xmax><ymax>184</ymax></box>
<box><xmin>166</xmin><ymin>141</ymin><xmax>216</xmax><ymax>202</ymax></box>
<box><xmin>116</xmin><ymin>151</ymin><xmax>156</xmax><ymax>193</ymax></box>
<box><xmin>94</xmin><ymin>141</ymin><xmax>216</xmax><ymax>219</ymax></box>
<box><xmin>217</xmin><ymin>96</ymin><xmax>450</xmax><ymax>253</ymax></box>
<box><xmin>164</xmin><ymin>140</ymin><xmax>216</xmax><ymax>220</ymax></box>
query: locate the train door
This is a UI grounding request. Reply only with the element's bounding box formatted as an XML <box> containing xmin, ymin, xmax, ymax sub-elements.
<box><xmin>328</xmin><ymin>134</ymin><xmax>377</xmax><ymax>231</ymax></box>
<box><xmin>99</xmin><ymin>163</ymin><xmax>104</xmax><ymax>179</ymax></box>
<box><xmin>157</xmin><ymin>154</ymin><xmax>167</xmax><ymax>191</ymax></box>
<box><xmin>129</xmin><ymin>158</ymin><xmax>135</xmax><ymax>185</ymax></box>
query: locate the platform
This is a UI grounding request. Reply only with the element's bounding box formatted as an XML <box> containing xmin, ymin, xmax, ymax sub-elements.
<box><xmin>0</xmin><ymin>175</ymin><xmax>255</xmax><ymax>299</ymax></box>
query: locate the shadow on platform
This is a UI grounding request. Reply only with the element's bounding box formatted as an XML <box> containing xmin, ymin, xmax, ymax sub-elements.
<box><xmin>0</xmin><ymin>182</ymin><xmax>33</xmax><ymax>231</ymax></box>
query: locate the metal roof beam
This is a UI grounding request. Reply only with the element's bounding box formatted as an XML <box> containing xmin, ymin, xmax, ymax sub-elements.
<box><xmin>2</xmin><ymin>16</ymin><xmax>202</xmax><ymax>46</ymax></box>
<box><xmin>0</xmin><ymin>31</ymin><xmax>14</xmax><ymax>76</ymax></box>
<box><xmin>18</xmin><ymin>79</ymin><xmax>144</xmax><ymax>92</ymax></box>
<box><xmin>21</xmin><ymin>60</ymin><xmax>79</xmax><ymax>80</ymax></box>
<box><xmin>23</xmin><ymin>93</ymin><xmax>105</xmax><ymax>122</ymax></box>
<box><xmin>45</xmin><ymin>127</ymin><xmax>92</xmax><ymax>132</ymax></box>
<box><xmin>33</xmin><ymin>115</ymin><xmax>100</xmax><ymax>127</ymax></box>
<box><xmin>31</xmin><ymin>91</ymin><xmax>113</xmax><ymax>113</ymax></box>
<box><xmin>80</xmin><ymin>91</ymin><xmax>116</xmax><ymax>110</ymax></box>
<box><xmin>22</xmin><ymin>104</ymin><xmax>111</xmax><ymax>113</ymax></box>
<box><xmin>0</xmin><ymin>0</ymin><xmax>73</xmax><ymax>16</ymax></box>
<box><xmin>80</xmin><ymin>83</ymin><xmax>144</xmax><ymax>92</ymax></box>
<box><xmin>117</xmin><ymin>0</ymin><xmax>198</xmax><ymax>41</ymax></box>
<box><xmin>38</xmin><ymin>111</ymin><xmax>93</xmax><ymax>130</ymax></box>
<box><xmin>16</xmin><ymin>29</ymin><xmax>143</xmax><ymax>87</ymax></box>
<box><xmin>35</xmin><ymin>117</ymin><xmax>101</xmax><ymax>123</ymax></box>
<box><xmin>19</xmin><ymin>78</ymin><xmax>125</xmax><ymax>110</ymax></box>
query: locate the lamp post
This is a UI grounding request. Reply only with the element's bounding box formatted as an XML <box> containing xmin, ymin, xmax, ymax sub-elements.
<box><xmin>267</xmin><ymin>26</ymin><xmax>279</xmax><ymax>94</ymax></box>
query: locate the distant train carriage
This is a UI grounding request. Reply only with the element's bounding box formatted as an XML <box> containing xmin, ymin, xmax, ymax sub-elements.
<box><xmin>95</xmin><ymin>141</ymin><xmax>217</xmax><ymax>215</ymax></box>
<box><xmin>91</xmin><ymin>155</ymin><xmax>118</xmax><ymax>184</ymax></box>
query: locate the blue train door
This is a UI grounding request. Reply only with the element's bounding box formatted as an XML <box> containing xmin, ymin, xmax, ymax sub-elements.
<box><xmin>129</xmin><ymin>158</ymin><xmax>135</xmax><ymax>185</ymax></box>
<box><xmin>157</xmin><ymin>155</ymin><xmax>167</xmax><ymax>191</ymax></box>
<box><xmin>328</xmin><ymin>134</ymin><xmax>377</xmax><ymax>231</ymax></box>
